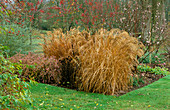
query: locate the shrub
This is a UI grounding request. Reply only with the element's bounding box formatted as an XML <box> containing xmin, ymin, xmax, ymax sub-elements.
<box><xmin>139</xmin><ymin>51</ymin><xmax>166</xmax><ymax>65</ymax></box>
<box><xmin>0</xmin><ymin>46</ymin><xmax>34</xmax><ymax>109</ymax></box>
<box><xmin>42</xmin><ymin>28</ymin><xmax>144</xmax><ymax>95</ymax></box>
<box><xmin>0</xmin><ymin>22</ymin><xmax>32</xmax><ymax>56</ymax></box>
<box><xmin>137</xmin><ymin>64</ymin><xmax>170</xmax><ymax>76</ymax></box>
<box><xmin>0</xmin><ymin>44</ymin><xmax>9</xmax><ymax>58</ymax></box>
<box><xmin>0</xmin><ymin>2</ymin><xmax>34</xmax><ymax>56</ymax></box>
<box><xmin>9</xmin><ymin>52</ymin><xmax>61</xmax><ymax>84</ymax></box>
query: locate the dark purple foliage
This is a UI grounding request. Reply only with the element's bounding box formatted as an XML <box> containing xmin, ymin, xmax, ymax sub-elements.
<box><xmin>9</xmin><ymin>52</ymin><xmax>61</xmax><ymax>84</ymax></box>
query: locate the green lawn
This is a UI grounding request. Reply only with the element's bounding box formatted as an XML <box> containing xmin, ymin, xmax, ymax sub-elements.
<box><xmin>29</xmin><ymin>38</ymin><xmax>43</xmax><ymax>54</ymax></box>
<box><xmin>24</xmin><ymin>30</ymin><xmax>46</xmax><ymax>54</ymax></box>
<box><xmin>29</xmin><ymin>75</ymin><xmax>170</xmax><ymax>110</ymax></box>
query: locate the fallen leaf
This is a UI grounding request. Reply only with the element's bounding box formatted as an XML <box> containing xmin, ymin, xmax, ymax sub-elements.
<box><xmin>39</xmin><ymin>101</ymin><xmax>44</xmax><ymax>106</ymax></box>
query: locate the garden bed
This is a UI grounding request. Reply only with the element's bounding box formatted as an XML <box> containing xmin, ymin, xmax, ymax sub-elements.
<box><xmin>123</xmin><ymin>72</ymin><xmax>165</xmax><ymax>96</ymax></box>
<box><xmin>51</xmin><ymin>71</ymin><xmax>165</xmax><ymax>96</ymax></box>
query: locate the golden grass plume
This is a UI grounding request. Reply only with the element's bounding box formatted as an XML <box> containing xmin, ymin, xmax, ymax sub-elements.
<box><xmin>41</xmin><ymin>27</ymin><xmax>144</xmax><ymax>95</ymax></box>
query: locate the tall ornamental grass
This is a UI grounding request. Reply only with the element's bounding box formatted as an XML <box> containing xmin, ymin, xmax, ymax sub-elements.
<box><xmin>41</xmin><ymin>28</ymin><xmax>144</xmax><ymax>95</ymax></box>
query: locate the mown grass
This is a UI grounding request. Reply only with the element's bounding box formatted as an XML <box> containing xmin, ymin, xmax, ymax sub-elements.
<box><xmin>28</xmin><ymin>75</ymin><xmax>170</xmax><ymax>110</ymax></box>
<box><xmin>29</xmin><ymin>38</ymin><xmax>43</xmax><ymax>53</ymax></box>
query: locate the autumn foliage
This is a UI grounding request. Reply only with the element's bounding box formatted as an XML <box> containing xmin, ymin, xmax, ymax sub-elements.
<box><xmin>41</xmin><ymin>28</ymin><xmax>144</xmax><ymax>95</ymax></box>
<box><xmin>9</xmin><ymin>52</ymin><xmax>61</xmax><ymax>84</ymax></box>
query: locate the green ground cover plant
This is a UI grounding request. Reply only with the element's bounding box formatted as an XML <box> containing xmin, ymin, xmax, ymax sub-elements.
<box><xmin>137</xmin><ymin>64</ymin><xmax>170</xmax><ymax>75</ymax></box>
<box><xmin>130</xmin><ymin>64</ymin><xmax>170</xmax><ymax>87</ymax></box>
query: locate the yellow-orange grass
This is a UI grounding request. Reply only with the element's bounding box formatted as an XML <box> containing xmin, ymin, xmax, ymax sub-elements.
<box><xmin>41</xmin><ymin>28</ymin><xmax>88</xmax><ymax>60</ymax></box>
<box><xmin>41</xmin><ymin>28</ymin><xmax>144</xmax><ymax>95</ymax></box>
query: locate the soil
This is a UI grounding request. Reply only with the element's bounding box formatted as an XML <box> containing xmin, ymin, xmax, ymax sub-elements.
<box><xmin>118</xmin><ymin>72</ymin><xmax>165</xmax><ymax>96</ymax></box>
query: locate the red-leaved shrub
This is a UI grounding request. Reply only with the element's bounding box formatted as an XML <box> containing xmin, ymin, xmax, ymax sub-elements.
<box><xmin>9</xmin><ymin>52</ymin><xmax>61</xmax><ymax>84</ymax></box>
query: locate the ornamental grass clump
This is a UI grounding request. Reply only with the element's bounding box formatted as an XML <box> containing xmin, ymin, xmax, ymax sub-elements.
<box><xmin>41</xmin><ymin>28</ymin><xmax>144</xmax><ymax>95</ymax></box>
<box><xmin>41</xmin><ymin>28</ymin><xmax>89</xmax><ymax>88</ymax></box>
<box><xmin>78</xmin><ymin>29</ymin><xmax>144</xmax><ymax>95</ymax></box>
